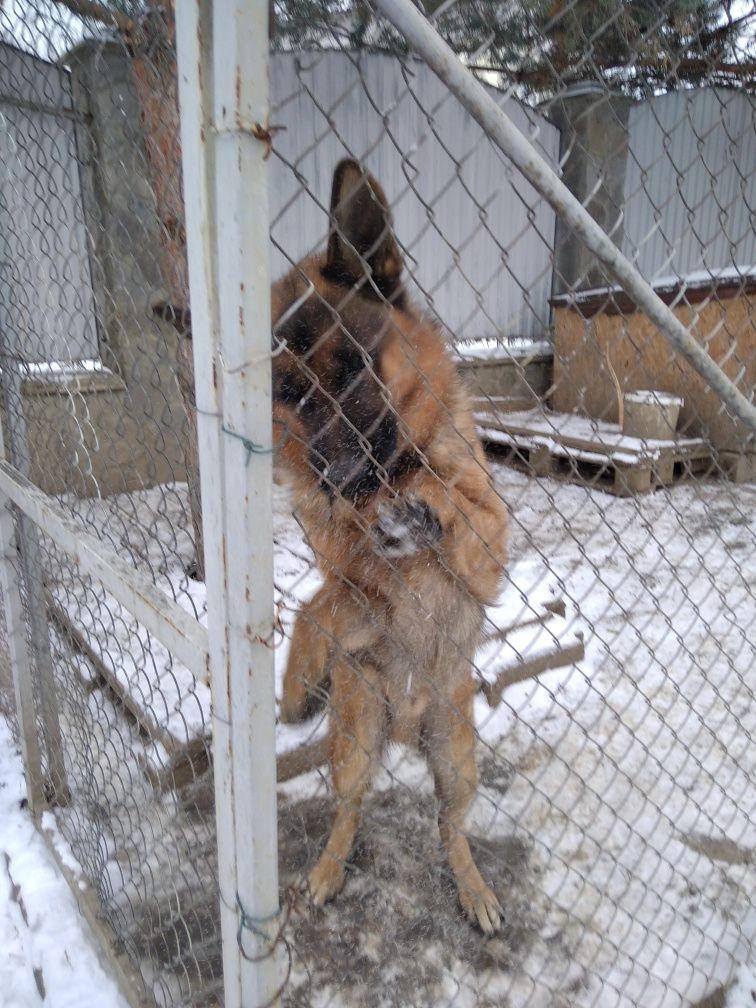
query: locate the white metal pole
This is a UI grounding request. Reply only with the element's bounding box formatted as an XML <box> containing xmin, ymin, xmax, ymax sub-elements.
<box><xmin>0</xmin><ymin>407</ymin><xmax>45</xmax><ymax>813</ymax></box>
<box><xmin>175</xmin><ymin>1</ymin><xmax>281</xmax><ymax>1006</ymax></box>
<box><xmin>372</xmin><ymin>0</ymin><xmax>756</xmax><ymax>435</ymax></box>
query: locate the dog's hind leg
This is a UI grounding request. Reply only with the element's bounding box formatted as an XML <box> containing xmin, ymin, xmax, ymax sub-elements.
<box><xmin>308</xmin><ymin>653</ymin><xmax>385</xmax><ymax>905</ymax></box>
<box><xmin>280</xmin><ymin>583</ymin><xmax>335</xmax><ymax>723</ymax></box>
<box><xmin>425</xmin><ymin>680</ymin><xmax>502</xmax><ymax>934</ymax></box>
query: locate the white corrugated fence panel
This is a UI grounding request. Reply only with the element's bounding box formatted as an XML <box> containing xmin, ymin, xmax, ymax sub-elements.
<box><xmin>623</xmin><ymin>88</ymin><xmax>756</xmax><ymax>283</ymax></box>
<box><xmin>270</xmin><ymin>51</ymin><xmax>559</xmax><ymax>341</ymax></box>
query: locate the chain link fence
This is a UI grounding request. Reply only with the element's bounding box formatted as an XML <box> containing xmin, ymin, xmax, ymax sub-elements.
<box><xmin>0</xmin><ymin>0</ymin><xmax>754</xmax><ymax>1006</ymax></box>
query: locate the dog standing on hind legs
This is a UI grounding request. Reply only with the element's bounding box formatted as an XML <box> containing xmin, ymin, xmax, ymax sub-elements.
<box><xmin>272</xmin><ymin>158</ymin><xmax>508</xmax><ymax>934</ymax></box>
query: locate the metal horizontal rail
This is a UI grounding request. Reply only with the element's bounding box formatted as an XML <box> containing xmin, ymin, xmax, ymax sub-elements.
<box><xmin>0</xmin><ymin>92</ymin><xmax>91</xmax><ymax>122</ymax></box>
<box><xmin>0</xmin><ymin>460</ymin><xmax>210</xmax><ymax>682</ymax></box>
<box><xmin>373</xmin><ymin>0</ymin><xmax>756</xmax><ymax>436</ymax></box>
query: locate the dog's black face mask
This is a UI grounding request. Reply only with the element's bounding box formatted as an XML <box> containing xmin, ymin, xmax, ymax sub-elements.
<box><xmin>274</xmin><ymin>294</ymin><xmax>398</xmax><ymax>502</ymax></box>
<box><xmin>272</xmin><ymin>159</ymin><xmax>407</xmax><ymax>503</ymax></box>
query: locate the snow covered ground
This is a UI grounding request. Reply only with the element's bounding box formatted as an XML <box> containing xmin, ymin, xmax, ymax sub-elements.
<box><xmin>0</xmin><ymin>463</ymin><xmax>754</xmax><ymax>1007</ymax></box>
<box><xmin>479</xmin><ymin>462</ymin><xmax>756</xmax><ymax>1008</ymax></box>
<box><xmin>0</xmin><ymin>717</ymin><xmax>128</xmax><ymax>1008</ymax></box>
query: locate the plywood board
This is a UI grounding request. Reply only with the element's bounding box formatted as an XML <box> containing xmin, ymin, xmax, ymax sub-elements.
<box><xmin>551</xmin><ymin>295</ymin><xmax>756</xmax><ymax>455</ymax></box>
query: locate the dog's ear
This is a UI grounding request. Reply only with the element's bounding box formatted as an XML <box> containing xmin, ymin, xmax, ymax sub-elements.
<box><xmin>326</xmin><ymin>159</ymin><xmax>403</xmax><ymax>300</ymax></box>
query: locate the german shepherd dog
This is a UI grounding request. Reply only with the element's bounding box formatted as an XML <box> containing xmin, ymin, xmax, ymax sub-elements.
<box><xmin>272</xmin><ymin>160</ymin><xmax>508</xmax><ymax>933</ymax></box>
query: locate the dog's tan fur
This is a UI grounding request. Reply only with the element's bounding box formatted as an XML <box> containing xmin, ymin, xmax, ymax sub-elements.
<box><xmin>272</xmin><ymin>159</ymin><xmax>508</xmax><ymax>933</ymax></box>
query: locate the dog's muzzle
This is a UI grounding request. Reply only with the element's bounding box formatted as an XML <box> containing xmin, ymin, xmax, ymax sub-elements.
<box><xmin>311</xmin><ymin>411</ymin><xmax>397</xmax><ymax>502</ymax></box>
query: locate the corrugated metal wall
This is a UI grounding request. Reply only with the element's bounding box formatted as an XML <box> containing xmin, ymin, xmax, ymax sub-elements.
<box><xmin>7</xmin><ymin>45</ymin><xmax>749</xmax><ymax>359</ymax></box>
<box><xmin>270</xmin><ymin>51</ymin><xmax>560</xmax><ymax>341</ymax></box>
<box><xmin>0</xmin><ymin>42</ymin><xmax>98</xmax><ymax>363</ymax></box>
<box><xmin>623</xmin><ymin>88</ymin><xmax>756</xmax><ymax>283</ymax></box>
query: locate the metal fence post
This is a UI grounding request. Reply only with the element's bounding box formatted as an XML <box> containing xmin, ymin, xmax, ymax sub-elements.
<box><xmin>0</xmin><ymin>401</ymin><xmax>45</xmax><ymax>813</ymax></box>
<box><xmin>175</xmin><ymin>2</ymin><xmax>281</xmax><ymax>1007</ymax></box>
<box><xmin>0</xmin><ymin>362</ymin><xmax>69</xmax><ymax>803</ymax></box>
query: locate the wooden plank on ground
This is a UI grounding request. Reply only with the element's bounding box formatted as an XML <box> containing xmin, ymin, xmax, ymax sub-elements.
<box><xmin>476</xmin><ymin>605</ymin><xmax>585</xmax><ymax>707</ymax></box>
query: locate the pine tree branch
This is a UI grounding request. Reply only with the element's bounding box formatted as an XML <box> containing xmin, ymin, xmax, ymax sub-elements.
<box><xmin>468</xmin><ymin>56</ymin><xmax>756</xmax><ymax>88</ymax></box>
<box><xmin>698</xmin><ymin>9</ymin><xmax>756</xmax><ymax>50</ymax></box>
<box><xmin>48</xmin><ymin>0</ymin><xmax>136</xmax><ymax>36</ymax></box>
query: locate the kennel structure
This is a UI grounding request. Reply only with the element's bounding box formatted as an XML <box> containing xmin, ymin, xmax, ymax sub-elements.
<box><xmin>0</xmin><ymin>1</ymin><xmax>754</xmax><ymax>1006</ymax></box>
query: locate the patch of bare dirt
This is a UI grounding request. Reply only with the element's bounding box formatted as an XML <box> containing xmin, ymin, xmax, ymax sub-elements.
<box><xmin>279</xmin><ymin>786</ymin><xmax>541</xmax><ymax>1008</ymax></box>
<box><xmin>683</xmin><ymin>832</ymin><xmax>753</xmax><ymax>866</ymax></box>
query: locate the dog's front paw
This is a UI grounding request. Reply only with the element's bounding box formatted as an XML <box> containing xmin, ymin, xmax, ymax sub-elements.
<box><xmin>373</xmin><ymin>498</ymin><xmax>442</xmax><ymax>558</ymax></box>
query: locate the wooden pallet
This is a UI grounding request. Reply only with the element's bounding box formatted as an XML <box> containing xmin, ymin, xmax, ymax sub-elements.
<box><xmin>478</xmin><ymin>407</ymin><xmax>715</xmax><ymax>496</ymax></box>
